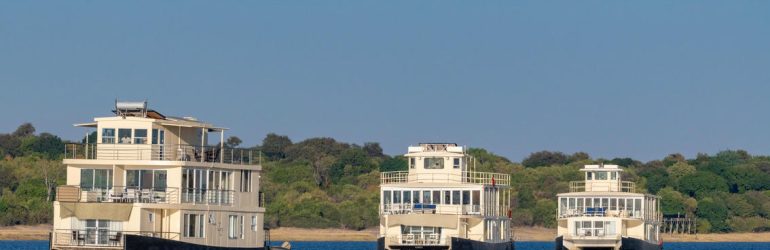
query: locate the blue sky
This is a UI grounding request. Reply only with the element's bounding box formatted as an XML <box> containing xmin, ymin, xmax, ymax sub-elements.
<box><xmin>1</xmin><ymin>1</ymin><xmax>769</xmax><ymax>162</ymax></box>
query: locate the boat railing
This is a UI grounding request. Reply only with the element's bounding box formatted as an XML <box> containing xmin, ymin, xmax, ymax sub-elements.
<box><xmin>558</xmin><ymin>208</ymin><xmax>644</xmax><ymax>219</ymax></box>
<box><xmin>55</xmin><ymin>185</ymin><xmax>179</xmax><ymax>204</ymax></box>
<box><xmin>380</xmin><ymin>171</ymin><xmax>510</xmax><ymax>186</ymax></box>
<box><xmin>386</xmin><ymin>234</ymin><xmax>496</xmax><ymax>246</ymax></box>
<box><xmin>567</xmin><ymin>230</ymin><xmax>621</xmax><ymax>240</ymax></box>
<box><xmin>382</xmin><ymin>203</ymin><xmax>511</xmax><ymax>217</ymax></box>
<box><xmin>382</xmin><ymin>203</ymin><xmax>481</xmax><ymax>215</ymax></box>
<box><xmin>64</xmin><ymin>143</ymin><xmax>261</xmax><ymax>165</ymax></box>
<box><xmin>181</xmin><ymin>188</ymin><xmax>234</xmax><ymax>205</ymax></box>
<box><xmin>51</xmin><ymin>229</ymin><xmax>180</xmax><ymax>248</ymax></box>
<box><xmin>569</xmin><ymin>181</ymin><xmax>635</xmax><ymax>193</ymax></box>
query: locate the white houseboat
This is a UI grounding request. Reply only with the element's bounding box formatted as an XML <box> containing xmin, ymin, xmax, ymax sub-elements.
<box><xmin>379</xmin><ymin>143</ymin><xmax>514</xmax><ymax>250</ymax></box>
<box><xmin>51</xmin><ymin>101</ymin><xmax>267</xmax><ymax>250</ymax></box>
<box><xmin>555</xmin><ymin>164</ymin><xmax>662</xmax><ymax>250</ymax></box>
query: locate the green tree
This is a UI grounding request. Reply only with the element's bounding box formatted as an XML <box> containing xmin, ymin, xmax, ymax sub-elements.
<box><xmin>261</xmin><ymin>133</ymin><xmax>292</xmax><ymax>161</ymax></box>
<box><xmin>533</xmin><ymin>199</ymin><xmax>557</xmax><ymax>228</ymax></box>
<box><xmin>380</xmin><ymin>156</ymin><xmax>407</xmax><ymax>172</ymax></box>
<box><xmin>522</xmin><ymin>151</ymin><xmax>568</xmax><ymax>168</ymax></box>
<box><xmin>667</xmin><ymin>161</ymin><xmax>696</xmax><ymax>185</ymax></box>
<box><xmin>678</xmin><ymin>171</ymin><xmax>729</xmax><ymax>197</ymax></box>
<box><xmin>697</xmin><ymin>197</ymin><xmax>730</xmax><ymax>232</ymax></box>
<box><xmin>724</xmin><ymin>164</ymin><xmax>770</xmax><ymax>193</ymax></box>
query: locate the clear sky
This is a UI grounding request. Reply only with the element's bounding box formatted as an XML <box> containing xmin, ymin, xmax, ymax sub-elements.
<box><xmin>1</xmin><ymin>1</ymin><xmax>769</xmax><ymax>162</ymax></box>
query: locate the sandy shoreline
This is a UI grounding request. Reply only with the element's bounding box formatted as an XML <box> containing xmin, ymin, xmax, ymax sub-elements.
<box><xmin>2</xmin><ymin>225</ymin><xmax>769</xmax><ymax>242</ymax></box>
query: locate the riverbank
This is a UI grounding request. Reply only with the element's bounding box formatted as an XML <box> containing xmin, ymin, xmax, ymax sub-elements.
<box><xmin>2</xmin><ymin>225</ymin><xmax>770</xmax><ymax>242</ymax></box>
<box><xmin>0</xmin><ymin>225</ymin><xmax>50</xmax><ymax>240</ymax></box>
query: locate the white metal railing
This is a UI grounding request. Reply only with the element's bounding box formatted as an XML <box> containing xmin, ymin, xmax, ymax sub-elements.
<box><xmin>569</xmin><ymin>181</ymin><xmax>635</xmax><ymax>193</ymax></box>
<box><xmin>52</xmin><ymin>229</ymin><xmax>179</xmax><ymax>248</ymax></box>
<box><xmin>558</xmin><ymin>208</ymin><xmax>644</xmax><ymax>219</ymax></box>
<box><xmin>56</xmin><ymin>185</ymin><xmax>179</xmax><ymax>204</ymax></box>
<box><xmin>382</xmin><ymin>203</ymin><xmax>510</xmax><ymax>217</ymax></box>
<box><xmin>64</xmin><ymin>143</ymin><xmax>261</xmax><ymax>165</ymax></box>
<box><xmin>382</xmin><ymin>204</ymin><xmax>481</xmax><ymax>215</ymax></box>
<box><xmin>385</xmin><ymin>234</ymin><xmax>494</xmax><ymax>246</ymax></box>
<box><xmin>380</xmin><ymin>171</ymin><xmax>510</xmax><ymax>186</ymax></box>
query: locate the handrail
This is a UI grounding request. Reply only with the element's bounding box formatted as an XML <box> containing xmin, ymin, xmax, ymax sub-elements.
<box><xmin>52</xmin><ymin>229</ymin><xmax>180</xmax><ymax>248</ymax></box>
<box><xmin>181</xmin><ymin>188</ymin><xmax>235</xmax><ymax>205</ymax></box>
<box><xmin>569</xmin><ymin>181</ymin><xmax>635</xmax><ymax>193</ymax></box>
<box><xmin>64</xmin><ymin>143</ymin><xmax>261</xmax><ymax>165</ymax></box>
<box><xmin>380</xmin><ymin>171</ymin><xmax>510</xmax><ymax>186</ymax></box>
<box><xmin>382</xmin><ymin>203</ymin><xmax>510</xmax><ymax>217</ymax></box>
<box><xmin>56</xmin><ymin>185</ymin><xmax>179</xmax><ymax>204</ymax></box>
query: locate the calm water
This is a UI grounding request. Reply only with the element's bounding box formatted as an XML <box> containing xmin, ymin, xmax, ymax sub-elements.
<box><xmin>1</xmin><ymin>241</ymin><xmax>769</xmax><ymax>250</ymax></box>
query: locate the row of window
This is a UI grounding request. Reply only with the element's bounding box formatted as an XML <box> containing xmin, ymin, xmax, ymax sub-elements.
<box><xmin>408</xmin><ymin>157</ymin><xmax>462</xmax><ymax>169</ymax></box>
<box><xmin>183</xmin><ymin>213</ymin><xmax>257</xmax><ymax>239</ymax></box>
<box><xmin>80</xmin><ymin>168</ymin><xmax>249</xmax><ymax>193</ymax></box>
<box><xmin>559</xmin><ymin>197</ymin><xmax>644</xmax><ymax>213</ymax></box>
<box><xmin>101</xmin><ymin>128</ymin><xmax>165</xmax><ymax>144</ymax></box>
<box><xmin>574</xmin><ymin>220</ymin><xmax>617</xmax><ymax>236</ymax></box>
<box><xmin>383</xmin><ymin>189</ymin><xmax>481</xmax><ymax>206</ymax></box>
<box><xmin>586</xmin><ymin>171</ymin><xmax>618</xmax><ymax>181</ymax></box>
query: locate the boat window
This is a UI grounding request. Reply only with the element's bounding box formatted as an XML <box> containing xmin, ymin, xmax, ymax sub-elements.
<box><xmin>595</xmin><ymin>171</ymin><xmax>608</xmax><ymax>180</ymax></box>
<box><xmin>410</xmin><ymin>158</ymin><xmax>415</xmax><ymax>169</ymax></box>
<box><xmin>560</xmin><ymin>198</ymin><xmax>567</xmax><ymax>214</ymax></box>
<box><xmin>240</xmin><ymin>170</ymin><xmax>252</xmax><ymax>192</ymax></box>
<box><xmin>394</xmin><ymin>191</ymin><xmax>401</xmax><ymax>204</ymax></box>
<box><xmin>383</xmin><ymin>191</ymin><xmax>391</xmax><ymax>205</ymax></box>
<box><xmin>601</xmin><ymin>198</ymin><xmax>609</xmax><ymax>210</ymax></box>
<box><xmin>80</xmin><ymin>169</ymin><xmax>113</xmax><ymax>191</ymax></box>
<box><xmin>453</xmin><ymin>158</ymin><xmax>461</xmax><ymax>169</ymax></box>
<box><xmin>594</xmin><ymin>198</ymin><xmax>601</xmax><ymax>208</ymax></box>
<box><xmin>610</xmin><ymin>198</ymin><xmax>617</xmax><ymax>211</ymax></box>
<box><xmin>443</xmin><ymin>191</ymin><xmax>451</xmax><ymax>205</ymax></box>
<box><xmin>433</xmin><ymin>191</ymin><xmax>441</xmax><ymax>205</ymax></box>
<box><xmin>184</xmin><ymin>213</ymin><xmax>205</xmax><ymax>238</ymax></box>
<box><xmin>586</xmin><ymin>172</ymin><xmax>592</xmax><ymax>180</ymax></box>
<box><xmin>463</xmin><ymin>191</ymin><xmax>471</xmax><ymax>205</ymax></box>
<box><xmin>118</xmin><ymin>128</ymin><xmax>132</xmax><ymax>144</ymax></box>
<box><xmin>611</xmin><ymin>172</ymin><xmax>617</xmax><ymax>180</ymax></box>
<box><xmin>404</xmin><ymin>191</ymin><xmax>412</xmax><ymax>204</ymax></box>
<box><xmin>423</xmin><ymin>191</ymin><xmax>431</xmax><ymax>204</ymax></box>
<box><xmin>424</xmin><ymin>158</ymin><xmax>444</xmax><ymax>169</ymax></box>
<box><xmin>619</xmin><ymin>198</ymin><xmax>625</xmax><ymax>211</ymax></box>
<box><xmin>452</xmin><ymin>191</ymin><xmax>461</xmax><ymax>205</ymax></box>
<box><xmin>585</xmin><ymin>198</ymin><xmax>592</xmax><ymax>208</ymax></box>
<box><xmin>134</xmin><ymin>129</ymin><xmax>147</xmax><ymax>144</ymax></box>
<box><xmin>413</xmin><ymin>191</ymin><xmax>420</xmax><ymax>203</ymax></box>
<box><xmin>472</xmin><ymin>191</ymin><xmax>480</xmax><ymax>206</ymax></box>
<box><xmin>569</xmin><ymin>198</ymin><xmax>576</xmax><ymax>210</ymax></box>
<box><xmin>101</xmin><ymin>128</ymin><xmax>115</xmax><ymax>144</ymax></box>
<box><xmin>577</xmin><ymin>198</ymin><xmax>584</xmax><ymax>212</ymax></box>
<box><xmin>635</xmin><ymin>199</ymin><xmax>642</xmax><ymax>216</ymax></box>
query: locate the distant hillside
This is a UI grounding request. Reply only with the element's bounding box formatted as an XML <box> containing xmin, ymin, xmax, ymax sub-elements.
<box><xmin>1</xmin><ymin>123</ymin><xmax>770</xmax><ymax>233</ymax></box>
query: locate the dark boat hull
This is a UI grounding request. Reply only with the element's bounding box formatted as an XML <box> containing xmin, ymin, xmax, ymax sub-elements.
<box><xmin>377</xmin><ymin>237</ymin><xmax>515</xmax><ymax>250</ymax></box>
<box><xmin>554</xmin><ymin>236</ymin><xmax>661</xmax><ymax>250</ymax></box>
<box><xmin>124</xmin><ymin>235</ymin><xmax>265</xmax><ymax>250</ymax></box>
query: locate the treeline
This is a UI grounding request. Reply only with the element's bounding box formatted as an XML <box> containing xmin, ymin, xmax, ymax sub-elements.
<box><xmin>0</xmin><ymin>123</ymin><xmax>66</xmax><ymax>225</ymax></box>
<box><xmin>1</xmin><ymin>123</ymin><xmax>770</xmax><ymax>233</ymax></box>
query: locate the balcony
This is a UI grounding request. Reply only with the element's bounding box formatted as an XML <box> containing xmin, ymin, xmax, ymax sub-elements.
<box><xmin>181</xmin><ymin>188</ymin><xmax>234</xmax><ymax>205</ymax></box>
<box><xmin>558</xmin><ymin>208</ymin><xmax>644</xmax><ymax>219</ymax></box>
<box><xmin>382</xmin><ymin>203</ymin><xmax>480</xmax><ymax>215</ymax></box>
<box><xmin>385</xmin><ymin>234</ymin><xmax>489</xmax><ymax>247</ymax></box>
<box><xmin>569</xmin><ymin>181</ymin><xmax>635</xmax><ymax>193</ymax></box>
<box><xmin>380</xmin><ymin>171</ymin><xmax>510</xmax><ymax>186</ymax></box>
<box><xmin>56</xmin><ymin>185</ymin><xmax>179</xmax><ymax>204</ymax></box>
<box><xmin>64</xmin><ymin>143</ymin><xmax>261</xmax><ymax>165</ymax></box>
<box><xmin>52</xmin><ymin>229</ymin><xmax>179</xmax><ymax>249</ymax></box>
